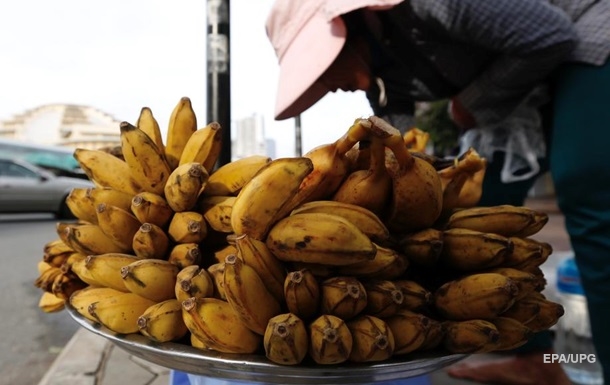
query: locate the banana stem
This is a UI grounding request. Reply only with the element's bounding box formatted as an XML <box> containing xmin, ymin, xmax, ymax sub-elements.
<box><xmin>334</xmin><ymin>119</ymin><xmax>372</xmax><ymax>155</ymax></box>
<box><xmin>367</xmin><ymin>116</ymin><xmax>414</xmax><ymax>170</ymax></box>
<box><xmin>368</xmin><ymin>136</ymin><xmax>388</xmax><ymax>177</ymax></box>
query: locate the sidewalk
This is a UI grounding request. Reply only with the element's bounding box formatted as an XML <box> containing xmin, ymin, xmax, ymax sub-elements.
<box><xmin>38</xmin><ymin>197</ymin><xmax>570</xmax><ymax>385</ymax></box>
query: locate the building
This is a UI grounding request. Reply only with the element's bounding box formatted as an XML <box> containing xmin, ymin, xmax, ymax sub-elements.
<box><xmin>232</xmin><ymin>113</ymin><xmax>276</xmax><ymax>160</ymax></box>
<box><xmin>0</xmin><ymin>104</ymin><xmax>121</xmax><ymax>150</ymax></box>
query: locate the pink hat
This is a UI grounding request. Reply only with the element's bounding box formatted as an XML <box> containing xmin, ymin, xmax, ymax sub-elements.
<box><xmin>266</xmin><ymin>0</ymin><xmax>404</xmax><ymax>120</ymax></box>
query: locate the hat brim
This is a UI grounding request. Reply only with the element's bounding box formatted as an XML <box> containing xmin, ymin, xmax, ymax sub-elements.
<box><xmin>273</xmin><ymin>15</ymin><xmax>347</xmax><ymax>120</ymax></box>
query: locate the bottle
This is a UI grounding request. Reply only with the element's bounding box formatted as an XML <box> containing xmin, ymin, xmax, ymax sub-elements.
<box><xmin>554</xmin><ymin>256</ymin><xmax>603</xmax><ymax>385</ymax></box>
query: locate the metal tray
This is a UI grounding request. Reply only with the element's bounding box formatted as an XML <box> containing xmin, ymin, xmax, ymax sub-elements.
<box><xmin>67</xmin><ymin>304</ymin><xmax>467</xmax><ymax>384</ymax></box>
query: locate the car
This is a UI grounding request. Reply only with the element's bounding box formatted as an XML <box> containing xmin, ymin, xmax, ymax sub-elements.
<box><xmin>0</xmin><ymin>157</ymin><xmax>94</xmax><ymax>218</ymax></box>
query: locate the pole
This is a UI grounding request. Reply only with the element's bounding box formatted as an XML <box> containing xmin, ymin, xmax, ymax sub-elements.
<box><xmin>295</xmin><ymin>115</ymin><xmax>302</xmax><ymax>156</ymax></box>
<box><xmin>206</xmin><ymin>0</ymin><xmax>231</xmax><ymax>167</ymax></box>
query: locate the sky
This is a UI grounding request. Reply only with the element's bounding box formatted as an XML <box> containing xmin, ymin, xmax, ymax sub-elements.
<box><xmin>0</xmin><ymin>0</ymin><xmax>373</xmax><ymax>158</ymax></box>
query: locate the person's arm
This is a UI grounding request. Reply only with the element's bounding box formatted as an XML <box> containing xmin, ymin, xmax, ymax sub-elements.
<box><xmin>411</xmin><ymin>0</ymin><xmax>577</xmax><ymax>127</ymax></box>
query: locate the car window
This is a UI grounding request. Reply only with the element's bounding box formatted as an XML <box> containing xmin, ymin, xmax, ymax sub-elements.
<box><xmin>0</xmin><ymin>161</ymin><xmax>39</xmax><ymax>178</ymax></box>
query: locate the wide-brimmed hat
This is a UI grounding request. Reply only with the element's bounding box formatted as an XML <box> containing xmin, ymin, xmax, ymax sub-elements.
<box><xmin>265</xmin><ymin>0</ymin><xmax>403</xmax><ymax>120</ymax></box>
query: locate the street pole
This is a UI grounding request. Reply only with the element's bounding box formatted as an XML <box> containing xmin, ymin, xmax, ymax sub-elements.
<box><xmin>295</xmin><ymin>115</ymin><xmax>302</xmax><ymax>156</ymax></box>
<box><xmin>206</xmin><ymin>0</ymin><xmax>231</xmax><ymax>167</ymax></box>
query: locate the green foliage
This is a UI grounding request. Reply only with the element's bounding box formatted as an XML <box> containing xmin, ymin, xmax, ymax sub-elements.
<box><xmin>415</xmin><ymin>100</ymin><xmax>460</xmax><ymax>157</ymax></box>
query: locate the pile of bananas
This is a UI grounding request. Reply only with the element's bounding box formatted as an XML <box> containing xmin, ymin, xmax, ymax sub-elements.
<box><xmin>34</xmin><ymin>97</ymin><xmax>563</xmax><ymax>367</ymax></box>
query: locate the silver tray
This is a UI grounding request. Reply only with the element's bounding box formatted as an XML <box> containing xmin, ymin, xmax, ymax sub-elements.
<box><xmin>67</xmin><ymin>304</ymin><xmax>467</xmax><ymax>384</ymax></box>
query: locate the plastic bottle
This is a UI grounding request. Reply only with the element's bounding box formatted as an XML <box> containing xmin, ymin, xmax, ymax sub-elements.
<box><xmin>554</xmin><ymin>256</ymin><xmax>603</xmax><ymax>385</ymax></box>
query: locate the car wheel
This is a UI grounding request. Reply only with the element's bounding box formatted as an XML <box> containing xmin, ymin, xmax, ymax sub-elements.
<box><xmin>57</xmin><ymin>197</ymin><xmax>76</xmax><ymax>219</ymax></box>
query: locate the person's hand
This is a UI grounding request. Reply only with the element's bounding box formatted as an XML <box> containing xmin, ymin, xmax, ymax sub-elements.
<box><xmin>448</xmin><ymin>97</ymin><xmax>476</xmax><ymax>130</ymax></box>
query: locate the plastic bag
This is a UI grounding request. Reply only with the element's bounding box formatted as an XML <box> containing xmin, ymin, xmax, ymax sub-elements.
<box><xmin>459</xmin><ymin>86</ymin><xmax>549</xmax><ymax>183</ymax></box>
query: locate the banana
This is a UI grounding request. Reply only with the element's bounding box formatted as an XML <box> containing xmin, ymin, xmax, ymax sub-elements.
<box><xmin>120</xmin><ymin>121</ymin><xmax>172</xmax><ymax>195</ymax></box>
<box><xmin>84</xmin><ymin>253</ymin><xmax>141</xmax><ymax>292</ymax></box>
<box><xmin>266</xmin><ymin>212</ymin><xmax>377</xmax><ymax>266</ymax></box>
<box><xmin>290</xmin><ymin>262</ymin><xmax>336</xmax><ymax>279</ymax></box>
<box><xmin>308</xmin><ymin>314</ymin><xmax>353</xmax><ymax>365</ymax></box>
<box><xmin>167</xmin><ymin>243</ymin><xmax>201</xmax><ymax>270</ymax></box>
<box><xmin>89</xmin><ymin>188</ymin><xmax>134</xmax><ymax>213</ymax></box>
<box><xmin>190</xmin><ymin>334</ymin><xmax>211</xmax><ymax>350</ymax></box>
<box><xmin>120</xmin><ymin>259</ymin><xmax>180</xmax><ymax>302</ymax></box>
<box><xmin>320</xmin><ymin>276</ymin><xmax>368</xmax><ymax>321</ymax></box>
<box><xmin>393</xmin><ymin>280</ymin><xmax>432</xmax><ymax>311</ymax></box>
<box><xmin>178</xmin><ymin>122</ymin><xmax>223</xmax><ymax>171</ymax></box>
<box><xmin>65</xmin><ymin>187</ymin><xmax>98</xmax><ymax>224</ymax></box>
<box><xmin>165</xmin><ymin>96</ymin><xmax>198</xmax><ymax>170</ymax></box>
<box><xmin>96</xmin><ymin>203</ymin><xmax>141</xmax><ymax>252</ymax></box>
<box><xmin>223</xmin><ymin>254</ymin><xmax>282</xmax><ymax>335</ymax></box>
<box><xmin>482</xmin><ymin>267</ymin><xmax>541</xmax><ymax>300</ymax></box>
<box><xmin>199</xmin><ymin>195</ymin><xmax>235</xmax><ymax>233</ymax></box>
<box><xmin>363</xmin><ymin>280</ymin><xmax>404</xmax><ymax>318</ymax></box>
<box><xmin>88</xmin><ymin>291</ymin><xmax>157</xmax><ymax>334</ymax></box>
<box><xmin>437</xmin><ymin>147</ymin><xmax>487</xmax><ymax>211</ymax></box>
<box><xmin>500</xmin><ymin>296</ymin><xmax>542</xmax><ymax>325</ymax></box>
<box><xmin>207</xmin><ymin>262</ymin><xmax>227</xmax><ymax>300</ymax></box>
<box><xmin>230</xmin><ymin>157</ymin><xmax>314</xmax><ymax>241</ymax></box>
<box><xmin>69</xmin><ymin>286</ymin><xmax>124</xmax><ymax>322</ymax></box>
<box><xmin>233</xmin><ymin>233</ymin><xmax>287</xmax><ymax>303</ymax></box>
<box><xmin>521</xmin><ymin>294</ymin><xmax>564</xmax><ymax>332</ymax></box>
<box><xmin>164</xmin><ymin>162</ymin><xmax>209</xmax><ymax>212</ymax></box>
<box><xmin>263</xmin><ymin>313</ymin><xmax>309</xmax><ymax>365</ymax></box>
<box><xmin>442</xmin><ymin>319</ymin><xmax>499</xmax><ymax>354</ymax></box>
<box><xmin>290</xmin><ymin>200</ymin><xmax>390</xmax><ymax>243</ymax></box>
<box><xmin>503</xmin><ymin>237</ymin><xmax>547</xmax><ymax>268</ymax></box>
<box><xmin>420</xmin><ymin>317</ymin><xmax>445</xmax><ymax>351</ymax></box>
<box><xmin>38</xmin><ymin>291</ymin><xmax>66</xmax><ymax>313</ymax></box>
<box><xmin>73</xmin><ymin>148</ymin><xmax>142</xmax><ymax>196</ymax></box>
<box><xmin>51</xmin><ymin>272</ymin><xmax>87</xmax><ymax>300</ymax></box>
<box><xmin>130</xmin><ymin>192</ymin><xmax>173</xmax><ymax>229</ymax></box>
<box><xmin>439</xmin><ymin>228</ymin><xmax>513</xmax><ymax>271</ymax></box>
<box><xmin>136</xmin><ymin>106</ymin><xmax>165</xmax><ymax>153</ymax></box>
<box><xmin>446</xmin><ymin>205</ymin><xmax>549</xmax><ymax>237</ymax></box>
<box><xmin>167</xmin><ymin>211</ymin><xmax>207</xmax><ymax>244</ymax></box>
<box><xmin>175</xmin><ymin>265</ymin><xmax>215</xmax><ymax>303</ymax></box>
<box><xmin>132</xmin><ymin>222</ymin><xmax>170</xmax><ymax>260</ymax></box>
<box><xmin>385</xmin><ymin>309</ymin><xmax>430</xmax><ymax>355</ymax></box>
<box><xmin>69</xmin><ymin>256</ymin><xmax>102</xmax><ymax>286</ymax></box>
<box><xmin>433</xmin><ymin>273</ymin><xmax>520</xmax><ymax>320</ymax></box>
<box><xmin>63</xmin><ymin>223</ymin><xmax>130</xmax><ymax>255</ymax></box>
<box><xmin>336</xmin><ymin>243</ymin><xmax>409</xmax><ymax>280</ymax></box>
<box><xmin>397</xmin><ymin>228</ymin><xmax>444</xmax><ymax>268</ymax></box>
<box><xmin>210</xmin><ymin>244</ymin><xmax>237</xmax><ymax>264</ymax></box>
<box><xmin>181</xmin><ymin>297</ymin><xmax>262</xmax><ymax>354</ymax></box>
<box><xmin>137</xmin><ymin>299</ymin><xmax>189</xmax><ymax>342</ymax></box>
<box><xmin>43</xmin><ymin>238</ymin><xmax>73</xmax><ymax>256</ymax></box>
<box><xmin>347</xmin><ymin>315</ymin><xmax>395</xmax><ymax>363</ymax></box>
<box><xmin>283</xmin><ymin>269</ymin><xmax>320</xmax><ymax>321</ymax></box>
<box><xmin>204</xmin><ymin>155</ymin><xmax>271</xmax><ymax>196</ymax></box>
<box><xmin>403</xmin><ymin>127</ymin><xmax>430</xmax><ymax>151</ymax></box>
<box><xmin>489</xmin><ymin>317</ymin><xmax>533</xmax><ymax>351</ymax></box>
<box><xmin>59</xmin><ymin>252</ymin><xmax>88</xmax><ymax>274</ymax></box>
<box><xmin>43</xmin><ymin>243</ymin><xmax>75</xmax><ymax>268</ymax></box>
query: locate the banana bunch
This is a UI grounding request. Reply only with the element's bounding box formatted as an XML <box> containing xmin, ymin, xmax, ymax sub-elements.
<box><xmin>34</xmin><ymin>102</ymin><xmax>564</xmax><ymax>367</ymax></box>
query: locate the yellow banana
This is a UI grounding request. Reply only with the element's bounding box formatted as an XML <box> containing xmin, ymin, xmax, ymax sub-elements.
<box><xmin>130</xmin><ymin>192</ymin><xmax>173</xmax><ymax>229</ymax></box>
<box><xmin>500</xmin><ymin>296</ymin><xmax>542</xmax><ymax>325</ymax></box>
<box><xmin>199</xmin><ymin>195</ymin><xmax>235</xmax><ymax>233</ymax></box>
<box><xmin>363</xmin><ymin>280</ymin><xmax>404</xmax><ymax>318</ymax></box>
<box><xmin>59</xmin><ymin>252</ymin><xmax>88</xmax><ymax>274</ymax></box>
<box><xmin>438</xmin><ymin>148</ymin><xmax>487</xmax><ymax>211</ymax></box>
<box><xmin>43</xmin><ymin>238</ymin><xmax>73</xmax><ymax>256</ymax></box>
<box><xmin>266</xmin><ymin>212</ymin><xmax>376</xmax><ymax>266</ymax></box>
<box><xmin>137</xmin><ymin>299</ymin><xmax>189</xmax><ymax>343</ymax></box>
<box><xmin>167</xmin><ymin>243</ymin><xmax>201</xmax><ymax>270</ymax></box>
<box><xmin>403</xmin><ymin>127</ymin><xmax>430</xmax><ymax>152</ymax></box>
<box><xmin>84</xmin><ymin>253</ymin><xmax>141</xmax><ymax>292</ymax></box>
<box><xmin>521</xmin><ymin>293</ymin><xmax>564</xmax><ymax>332</ymax></box>
<box><xmin>89</xmin><ymin>187</ymin><xmax>134</xmax><ymax>213</ymax></box>
<box><xmin>283</xmin><ymin>269</ymin><xmax>320</xmax><ymax>321</ymax></box>
<box><xmin>96</xmin><ymin>203</ymin><xmax>141</xmax><ymax>252</ymax></box>
<box><xmin>51</xmin><ymin>273</ymin><xmax>87</xmax><ymax>300</ymax></box>
<box><xmin>290</xmin><ymin>200</ymin><xmax>390</xmax><ymax>243</ymax></box>
<box><xmin>120</xmin><ymin>259</ymin><xmax>180</xmax><ymax>302</ymax></box>
<box><xmin>503</xmin><ymin>237</ymin><xmax>546</xmax><ymax>268</ymax></box>
<box><xmin>446</xmin><ymin>205</ymin><xmax>549</xmax><ymax>237</ymax></box>
<box><xmin>336</xmin><ymin>243</ymin><xmax>409</xmax><ymax>280</ymax></box>
<box><xmin>167</xmin><ymin>211</ymin><xmax>207</xmax><ymax>244</ymax></box>
<box><xmin>63</xmin><ymin>223</ymin><xmax>130</xmax><ymax>255</ymax></box>
<box><xmin>442</xmin><ymin>319</ymin><xmax>499</xmax><ymax>354</ymax></box>
<box><xmin>165</xmin><ymin>97</ymin><xmax>198</xmax><ymax>170</ymax></box>
<box><xmin>207</xmin><ymin>262</ymin><xmax>227</xmax><ymax>300</ymax></box>
<box><xmin>308</xmin><ymin>314</ymin><xmax>353</xmax><ymax>365</ymax></box>
<box><xmin>175</xmin><ymin>265</ymin><xmax>215</xmax><ymax>303</ymax></box>
<box><xmin>385</xmin><ymin>309</ymin><xmax>430</xmax><ymax>355</ymax></box>
<box><xmin>136</xmin><ymin>106</ymin><xmax>165</xmax><ymax>153</ymax></box>
<box><xmin>439</xmin><ymin>228</ymin><xmax>512</xmax><ymax>271</ymax></box>
<box><xmin>190</xmin><ymin>334</ymin><xmax>211</xmax><ymax>350</ymax></box>
<box><xmin>230</xmin><ymin>157</ymin><xmax>314</xmax><ymax>241</ymax></box>
<box><xmin>65</xmin><ymin>187</ymin><xmax>98</xmax><ymax>224</ymax></box>
<box><xmin>164</xmin><ymin>162</ymin><xmax>209</xmax><ymax>212</ymax></box>
<box><xmin>398</xmin><ymin>228</ymin><xmax>444</xmax><ymax>268</ymax></box>
<box><xmin>178</xmin><ymin>122</ymin><xmax>223</xmax><ymax>172</ymax></box>
<box><xmin>393</xmin><ymin>280</ymin><xmax>431</xmax><ymax>311</ymax></box>
<box><xmin>38</xmin><ymin>292</ymin><xmax>66</xmax><ymax>313</ymax></box>
<box><xmin>209</xmin><ymin>244</ymin><xmax>237</xmax><ymax>264</ymax></box>
<box><xmin>69</xmin><ymin>256</ymin><xmax>102</xmax><ymax>286</ymax></box>
<box><xmin>73</xmin><ymin>148</ymin><xmax>142</xmax><ymax>195</ymax></box>
<box><xmin>181</xmin><ymin>297</ymin><xmax>262</xmax><ymax>354</ymax></box>
<box><xmin>347</xmin><ymin>315</ymin><xmax>395</xmax><ymax>363</ymax></box>
<box><xmin>419</xmin><ymin>318</ymin><xmax>444</xmax><ymax>351</ymax></box>
<box><xmin>69</xmin><ymin>286</ymin><xmax>124</xmax><ymax>322</ymax></box>
<box><xmin>263</xmin><ymin>313</ymin><xmax>309</xmax><ymax>366</ymax></box>
<box><xmin>120</xmin><ymin>121</ymin><xmax>172</xmax><ymax>195</ymax></box>
<box><xmin>320</xmin><ymin>276</ymin><xmax>368</xmax><ymax>321</ymax></box>
<box><xmin>43</xmin><ymin>244</ymin><xmax>75</xmax><ymax>268</ymax></box>
<box><xmin>433</xmin><ymin>273</ymin><xmax>519</xmax><ymax>320</ymax></box>
<box><xmin>132</xmin><ymin>222</ymin><xmax>170</xmax><ymax>260</ymax></box>
<box><xmin>204</xmin><ymin>155</ymin><xmax>271</xmax><ymax>196</ymax></box>
<box><xmin>483</xmin><ymin>267</ymin><xmax>541</xmax><ymax>300</ymax></box>
<box><xmin>88</xmin><ymin>291</ymin><xmax>157</xmax><ymax>334</ymax></box>
<box><xmin>223</xmin><ymin>254</ymin><xmax>282</xmax><ymax>335</ymax></box>
<box><xmin>489</xmin><ymin>317</ymin><xmax>533</xmax><ymax>351</ymax></box>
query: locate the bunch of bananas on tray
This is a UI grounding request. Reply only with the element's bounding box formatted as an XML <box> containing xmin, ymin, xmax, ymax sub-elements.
<box><xmin>34</xmin><ymin>97</ymin><xmax>563</xmax><ymax>366</ymax></box>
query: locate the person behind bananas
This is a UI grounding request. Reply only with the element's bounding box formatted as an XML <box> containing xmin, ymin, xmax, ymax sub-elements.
<box><xmin>265</xmin><ymin>0</ymin><xmax>610</xmax><ymax>384</ymax></box>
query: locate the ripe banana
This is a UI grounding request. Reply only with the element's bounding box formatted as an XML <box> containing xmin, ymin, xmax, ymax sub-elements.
<box><xmin>165</xmin><ymin>96</ymin><xmax>198</xmax><ymax>170</ymax></box>
<box><xmin>308</xmin><ymin>314</ymin><xmax>353</xmax><ymax>365</ymax></box>
<box><xmin>167</xmin><ymin>243</ymin><xmax>201</xmax><ymax>270</ymax></box>
<box><xmin>120</xmin><ymin>259</ymin><xmax>180</xmax><ymax>302</ymax></box>
<box><xmin>207</xmin><ymin>262</ymin><xmax>227</xmax><ymax>300</ymax></box>
<box><xmin>167</xmin><ymin>211</ymin><xmax>207</xmax><ymax>244</ymax></box>
<box><xmin>320</xmin><ymin>276</ymin><xmax>368</xmax><ymax>321</ymax></box>
<box><xmin>393</xmin><ymin>280</ymin><xmax>432</xmax><ymax>311</ymax></box>
<box><xmin>230</xmin><ymin>157</ymin><xmax>314</xmax><ymax>241</ymax></box>
<box><xmin>223</xmin><ymin>254</ymin><xmax>282</xmax><ymax>335</ymax></box>
<box><xmin>347</xmin><ymin>315</ymin><xmax>395</xmax><ymax>363</ymax></box>
<box><xmin>336</xmin><ymin>243</ymin><xmax>409</xmax><ymax>280</ymax></box>
<box><xmin>263</xmin><ymin>313</ymin><xmax>309</xmax><ymax>365</ymax></box>
<box><xmin>51</xmin><ymin>272</ymin><xmax>87</xmax><ymax>300</ymax></box>
<box><xmin>266</xmin><ymin>212</ymin><xmax>376</xmax><ymax>266</ymax></box>
<box><xmin>489</xmin><ymin>317</ymin><xmax>533</xmax><ymax>351</ymax></box>
<box><xmin>199</xmin><ymin>195</ymin><xmax>235</xmax><ymax>233</ymax></box>
<box><xmin>164</xmin><ymin>162</ymin><xmax>209</xmax><ymax>212</ymax></box>
<box><xmin>73</xmin><ymin>148</ymin><xmax>142</xmax><ymax>196</ymax></box>
<box><xmin>290</xmin><ymin>200</ymin><xmax>390</xmax><ymax>243</ymax></box>
<box><xmin>69</xmin><ymin>286</ymin><xmax>125</xmax><ymax>322</ymax></box>
<box><xmin>130</xmin><ymin>192</ymin><xmax>173</xmax><ymax>229</ymax></box>
<box><xmin>419</xmin><ymin>318</ymin><xmax>444</xmax><ymax>351</ymax></box>
<box><xmin>446</xmin><ymin>205</ymin><xmax>549</xmax><ymax>237</ymax></box>
<box><xmin>503</xmin><ymin>237</ymin><xmax>546</xmax><ymax>268</ymax></box>
<box><xmin>84</xmin><ymin>253</ymin><xmax>141</xmax><ymax>292</ymax></box>
<box><xmin>181</xmin><ymin>297</ymin><xmax>262</xmax><ymax>354</ymax></box>
<box><xmin>38</xmin><ymin>291</ymin><xmax>66</xmax><ymax>313</ymax></box>
<box><xmin>96</xmin><ymin>203</ymin><xmax>141</xmax><ymax>252</ymax></box>
<box><xmin>120</xmin><ymin>121</ymin><xmax>172</xmax><ymax>195</ymax></box>
<box><xmin>178</xmin><ymin>122</ymin><xmax>222</xmax><ymax>172</ymax></box>
<box><xmin>385</xmin><ymin>309</ymin><xmax>430</xmax><ymax>355</ymax></box>
<box><xmin>132</xmin><ymin>222</ymin><xmax>170</xmax><ymax>260</ymax></box>
<box><xmin>136</xmin><ymin>106</ymin><xmax>165</xmax><ymax>153</ymax></box>
<box><xmin>175</xmin><ymin>265</ymin><xmax>215</xmax><ymax>302</ymax></box>
<box><xmin>483</xmin><ymin>267</ymin><xmax>541</xmax><ymax>300</ymax></box>
<box><xmin>397</xmin><ymin>228</ymin><xmax>444</xmax><ymax>268</ymax></box>
<box><xmin>204</xmin><ymin>155</ymin><xmax>271</xmax><ymax>196</ymax></box>
<box><xmin>433</xmin><ymin>273</ymin><xmax>519</xmax><ymax>320</ymax></box>
<box><xmin>88</xmin><ymin>291</ymin><xmax>157</xmax><ymax>334</ymax></box>
<box><xmin>65</xmin><ymin>187</ymin><xmax>98</xmax><ymax>224</ymax></box>
<box><xmin>500</xmin><ymin>296</ymin><xmax>542</xmax><ymax>325</ymax></box>
<box><xmin>437</xmin><ymin>147</ymin><xmax>487</xmax><ymax>211</ymax></box>
<box><xmin>439</xmin><ymin>228</ymin><xmax>513</xmax><ymax>271</ymax></box>
<box><xmin>138</xmin><ymin>299</ymin><xmax>189</xmax><ymax>343</ymax></box>
<box><xmin>89</xmin><ymin>187</ymin><xmax>134</xmax><ymax>213</ymax></box>
<box><xmin>521</xmin><ymin>293</ymin><xmax>564</xmax><ymax>332</ymax></box>
<box><xmin>283</xmin><ymin>269</ymin><xmax>320</xmax><ymax>321</ymax></box>
<box><xmin>363</xmin><ymin>280</ymin><xmax>404</xmax><ymax>318</ymax></box>
<box><xmin>63</xmin><ymin>223</ymin><xmax>130</xmax><ymax>255</ymax></box>
<box><xmin>442</xmin><ymin>319</ymin><xmax>499</xmax><ymax>353</ymax></box>
<box><xmin>70</xmin><ymin>256</ymin><xmax>102</xmax><ymax>286</ymax></box>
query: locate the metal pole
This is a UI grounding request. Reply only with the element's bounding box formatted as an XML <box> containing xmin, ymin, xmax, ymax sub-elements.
<box><xmin>295</xmin><ymin>115</ymin><xmax>302</xmax><ymax>156</ymax></box>
<box><xmin>206</xmin><ymin>0</ymin><xmax>231</xmax><ymax>167</ymax></box>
